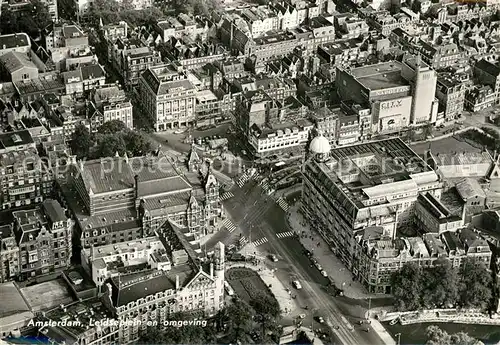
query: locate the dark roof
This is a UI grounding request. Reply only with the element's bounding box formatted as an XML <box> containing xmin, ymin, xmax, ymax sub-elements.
<box><xmin>0</xmin><ymin>129</ymin><xmax>33</xmax><ymax>149</ymax></box>
<box><xmin>475</xmin><ymin>59</ymin><xmax>500</xmax><ymax>77</ymax></box>
<box><xmin>42</xmin><ymin>199</ymin><xmax>66</xmax><ymax>223</ymax></box>
<box><xmin>81</xmin><ymin>64</ymin><xmax>105</xmax><ymax>81</ymax></box>
<box><xmin>0</xmin><ymin>33</ymin><xmax>30</xmax><ymax>51</ymax></box>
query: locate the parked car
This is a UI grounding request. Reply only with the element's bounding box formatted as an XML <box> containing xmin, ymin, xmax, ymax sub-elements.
<box><xmin>315</xmin><ymin>316</ymin><xmax>325</xmax><ymax>324</ymax></box>
<box><xmin>269</xmin><ymin>254</ymin><xmax>278</xmax><ymax>262</ymax></box>
<box><xmin>293</xmin><ymin>280</ymin><xmax>302</xmax><ymax>289</ymax></box>
<box><xmin>321</xmin><ymin>270</ymin><xmax>328</xmax><ymax>277</ymax></box>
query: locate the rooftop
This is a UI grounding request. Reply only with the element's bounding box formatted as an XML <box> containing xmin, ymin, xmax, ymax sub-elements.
<box><xmin>312</xmin><ymin>137</ymin><xmax>436</xmax><ymax>210</ymax></box>
<box><xmin>0</xmin><ymin>51</ymin><xmax>37</xmax><ymax>73</ymax></box>
<box><xmin>349</xmin><ymin>61</ymin><xmax>407</xmax><ymax>91</ymax></box>
<box><xmin>0</xmin><ymin>33</ymin><xmax>30</xmax><ymax>51</ymax></box>
<box><xmin>0</xmin><ymin>129</ymin><xmax>33</xmax><ymax>150</ymax></box>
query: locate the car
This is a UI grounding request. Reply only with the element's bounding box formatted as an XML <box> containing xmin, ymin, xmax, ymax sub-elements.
<box><xmin>292</xmin><ymin>280</ymin><xmax>302</xmax><ymax>289</ymax></box>
<box><xmin>315</xmin><ymin>263</ymin><xmax>323</xmax><ymax>271</ymax></box>
<box><xmin>321</xmin><ymin>270</ymin><xmax>328</xmax><ymax>277</ymax></box>
<box><xmin>315</xmin><ymin>316</ymin><xmax>325</xmax><ymax>324</ymax></box>
<box><xmin>269</xmin><ymin>254</ymin><xmax>278</xmax><ymax>262</ymax></box>
<box><xmin>304</xmin><ymin>249</ymin><xmax>312</xmax><ymax>257</ymax></box>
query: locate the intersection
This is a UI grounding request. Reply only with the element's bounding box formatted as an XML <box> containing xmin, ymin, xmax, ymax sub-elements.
<box><xmin>219</xmin><ymin>176</ymin><xmax>385</xmax><ymax>345</ymax></box>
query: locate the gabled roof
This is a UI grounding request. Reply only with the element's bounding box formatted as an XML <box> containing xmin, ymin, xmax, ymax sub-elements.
<box><xmin>455</xmin><ymin>178</ymin><xmax>485</xmax><ymax>200</ymax></box>
<box><xmin>0</xmin><ymin>52</ymin><xmax>37</xmax><ymax>73</ymax></box>
<box><xmin>475</xmin><ymin>59</ymin><xmax>500</xmax><ymax>77</ymax></box>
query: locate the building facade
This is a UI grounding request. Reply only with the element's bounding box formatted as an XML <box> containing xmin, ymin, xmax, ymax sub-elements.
<box><xmin>302</xmin><ymin>136</ymin><xmax>442</xmax><ymax>269</ymax></box>
<box><xmin>0</xmin><ymin>200</ymin><xmax>72</xmax><ymax>281</ymax></box>
<box><xmin>139</xmin><ymin>64</ymin><xmax>197</xmax><ymax>131</ymax></box>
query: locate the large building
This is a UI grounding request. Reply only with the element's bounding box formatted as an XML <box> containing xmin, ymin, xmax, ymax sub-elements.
<box><xmin>0</xmin><ymin>199</ymin><xmax>72</xmax><ymax>282</ymax></box>
<box><xmin>301</xmin><ymin>135</ymin><xmax>442</xmax><ymax>268</ymax></box>
<box><xmin>336</xmin><ymin>55</ymin><xmax>438</xmax><ymax>133</ymax></box>
<box><xmin>65</xmin><ymin>155</ymin><xmax>221</xmax><ymax>249</ymax></box>
<box><xmin>139</xmin><ymin>64</ymin><xmax>197</xmax><ymax>131</ymax></box>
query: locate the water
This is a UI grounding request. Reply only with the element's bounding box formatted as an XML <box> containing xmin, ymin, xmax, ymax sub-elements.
<box><xmin>384</xmin><ymin>322</ymin><xmax>500</xmax><ymax>345</ymax></box>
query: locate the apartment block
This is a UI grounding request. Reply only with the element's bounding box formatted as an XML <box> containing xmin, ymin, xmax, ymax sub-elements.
<box><xmin>139</xmin><ymin>64</ymin><xmax>196</xmax><ymax>131</ymax></box>
<box><xmin>0</xmin><ymin>199</ymin><xmax>72</xmax><ymax>281</ymax></box>
<box><xmin>0</xmin><ymin>130</ymin><xmax>53</xmax><ymax>210</ymax></box>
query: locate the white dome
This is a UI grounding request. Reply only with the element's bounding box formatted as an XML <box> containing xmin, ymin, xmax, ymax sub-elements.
<box><xmin>309</xmin><ymin>134</ymin><xmax>331</xmax><ymax>154</ymax></box>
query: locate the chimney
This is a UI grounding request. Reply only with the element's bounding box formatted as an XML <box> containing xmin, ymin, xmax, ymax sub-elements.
<box><xmin>175</xmin><ymin>275</ymin><xmax>180</xmax><ymax>290</ymax></box>
<box><xmin>210</xmin><ymin>263</ymin><xmax>214</xmax><ymax>279</ymax></box>
<box><xmin>134</xmin><ymin>174</ymin><xmax>139</xmax><ymax>199</ymax></box>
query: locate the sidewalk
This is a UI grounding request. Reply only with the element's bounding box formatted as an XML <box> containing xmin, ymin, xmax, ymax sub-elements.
<box><xmin>226</xmin><ymin>261</ymin><xmax>300</xmax><ymax>318</ymax></box>
<box><xmin>286</xmin><ymin>202</ymin><xmax>375</xmax><ymax>300</ymax></box>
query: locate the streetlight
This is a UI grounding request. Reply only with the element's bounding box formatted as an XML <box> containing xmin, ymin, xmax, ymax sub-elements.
<box><xmin>395</xmin><ymin>333</ymin><xmax>401</xmax><ymax>345</ymax></box>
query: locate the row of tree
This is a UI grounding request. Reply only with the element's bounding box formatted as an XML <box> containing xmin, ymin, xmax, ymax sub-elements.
<box><xmin>87</xmin><ymin>0</ymin><xmax>223</xmax><ymax>27</ymax></box>
<box><xmin>86</xmin><ymin>0</ymin><xmax>163</xmax><ymax>27</ymax></box>
<box><xmin>70</xmin><ymin>120</ymin><xmax>152</xmax><ymax>160</ymax></box>
<box><xmin>391</xmin><ymin>258</ymin><xmax>493</xmax><ymax>311</ymax></box>
<box><xmin>426</xmin><ymin>326</ymin><xmax>483</xmax><ymax>345</ymax></box>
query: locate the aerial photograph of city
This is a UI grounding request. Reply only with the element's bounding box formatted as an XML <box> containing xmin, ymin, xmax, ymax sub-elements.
<box><xmin>1</xmin><ymin>0</ymin><xmax>500</xmax><ymax>343</ymax></box>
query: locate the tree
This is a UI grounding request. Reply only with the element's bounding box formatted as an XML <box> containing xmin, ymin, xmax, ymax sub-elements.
<box><xmin>0</xmin><ymin>0</ymin><xmax>52</xmax><ymax>37</ymax></box>
<box><xmin>94</xmin><ymin>133</ymin><xmax>127</xmax><ymax>158</ymax></box>
<box><xmin>421</xmin><ymin>259</ymin><xmax>459</xmax><ymax>309</ymax></box>
<box><xmin>391</xmin><ymin>262</ymin><xmax>422</xmax><ymax>311</ymax></box>
<box><xmin>426</xmin><ymin>325</ymin><xmax>451</xmax><ymax>345</ymax></box>
<box><xmin>426</xmin><ymin>326</ymin><xmax>483</xmax><ymax>345</ymax></box>
<box><xmin>123</xmin><ymin>130</ymin><xmax>152</xmax><ymax>156</ymax></box>
<box><xmin>70</xmin><ymin>124</ymin><xmax>93</xmax><ymax>159</ymax></box>
<box><xmin>225</xmin><ymin>298</ymin><xmax>254</xmax><ymax>343</ymax></box>
<box><xmin>98</xmin><ymin>120</ymin><xmax>127</xmax><ymax>134</ymax></box>
<box><xmin>249</xmin><ymin>291</ymin><xmax>280</xmax><ymax>318</ymax></box>
<box><xmin>459</xmin><ymin>258</ymin><xmax>492</xmax><ymax>309</ymax></box>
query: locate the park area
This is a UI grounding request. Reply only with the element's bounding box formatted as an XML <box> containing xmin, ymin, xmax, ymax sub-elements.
<box><xmin>226</xmin><ymin>267</ymin><xmax>276</xmax><ymax>304</ymax></box>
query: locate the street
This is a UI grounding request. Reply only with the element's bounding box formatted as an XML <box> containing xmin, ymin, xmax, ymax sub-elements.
<box><xmin>218</xmin><ymin>179</ymin><xmax>385</xmax><ymax>345</ymax></box>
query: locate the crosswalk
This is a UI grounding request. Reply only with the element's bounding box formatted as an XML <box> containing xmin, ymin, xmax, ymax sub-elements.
<box><xmin>220</xmin><ymin>192</ymin><xmax>234</xmax><ymax>201</ymax></box>
<box><xmin>221</xmin><ymin>218</ymin><xmax>236</xmax><ymax>233</ymax></box>
<box><xmin>236</xmin><ymin>170</ymin><xmax>261</xmax><ymax>188</ymax></box>
<box><xmin>276</xmin><ymin>197</ymin><xmax>290</xmax><ymax>212</ymax></box>
<box><xmin>236</xmin><ymin>172</ymin><xmax>251</xmax><ymax>187</ymax></box>
<box><xmin>276</xmin><ymin>231</ymin><xmax>295</xmax><ymax>239</ymax></box>
<box><xmin>239</xmin><ymin>236</ymin><xmax>248</xmax><ymax>245</ymax></box>
<box><xmin>250</xmin><ymin>237</ymin><xmax>268</xmax><ymax>247</ymax></box>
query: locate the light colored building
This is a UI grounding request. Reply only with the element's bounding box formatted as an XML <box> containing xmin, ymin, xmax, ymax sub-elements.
<box><xmin>0</xmin><ymin>33</ymin><xmax>31</xmax><ymax>56</ymax></box>
<box><xmin>101</xmin><ymin>242</ymin><xmax>225</xmax><ymax>344</ymax></box>
<box><xmin>249</xmin><ymin>119</ymin><xmax>314</xmax><ymax>156</ymax></box>
<box><xmin>302</xmin><ymin>136</ymin><xmax>442</xmax><ymax>268</ymax></box>
<box><xmin>0</xmin><ymin>52</ymin><xmax>38</xmax><ymax>82</ymax></box>
<box><xmin>465</xmin><ymin>85</ymin><xmax>496</xmax><ymax>112</ymax></box>
<box><xmin>81</xmin><ymin>236</ymin><xmax>170</xmax><ymax>286</ymax></box>
<box><xmin>336</xmin><ymin>55</ymin><xmax>438</xmax><ymax>133</ymax></box>
<box><xmin>89</xmin><ymin>84</ymin><xmax>133</xmax><ymax>130</ymax></box>
<box><xmin>428</xmin><ymin>150</ymin><xmax>494</xmax><ymax>179</ymax></box>
<box><xmin>139</xmin><ymin>64</ymin><xmax>196</xmax><ymax>131</ymax></box>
